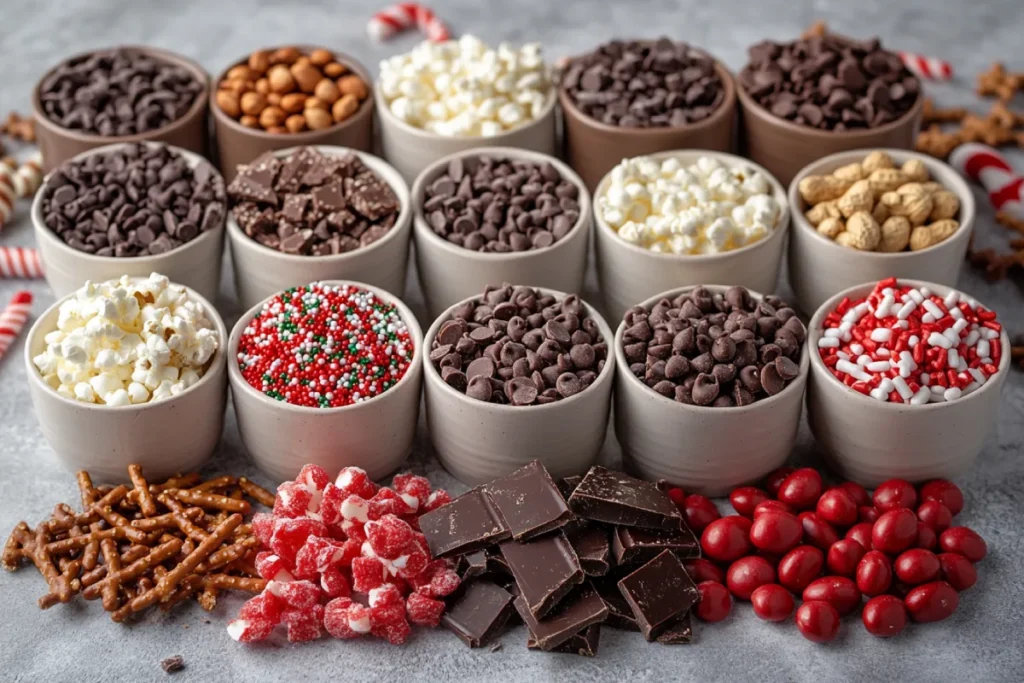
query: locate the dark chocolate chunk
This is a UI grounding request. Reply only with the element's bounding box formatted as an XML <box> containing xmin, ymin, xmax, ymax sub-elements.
<box><xmin>419</xmin><ymin>488</ymin><xmax>511</xmax><ymax>559</ymax></box>
<box><xmin>611</xmin><ymin>525</ymin><xmax>700</xmax><ymax>567</ymax></box>
<box><xmin>500</xmin><ymin>532</ymin><xmax>584</xmax><ymax>618</ymax></box>
<box><xmin>558</xmin><ymin>476</ymin><xmax>583</xmax><ymax>499</ymax></box>
<box><xmin>617</xmin><ymin>550</ymin><xmax>701</xmax><ymax>641</ymax></box>
<box><xmin>484</xmin><ymin>460</ymin><xmax>574</xmax><ymax>541</ymax></box>
<box><xmin>594</xmin><ymin>578</ymin><xmax>640</xmax><ymax>631</ymax></box>
<box><xmin>568</xmin><ymin>466</ymin><xmax>683</xmax><ymax>531</ymax></box>
<box><xmin>442</xmin><ymin>580</ymin><xmax>516</xmax><ymax>648</ymax></box>
<box><xmin>456</xmin><ymin>550</ymin><xmax>490</xmax><ymax>580</ymax></box>
<box><xmin>160</xmin><ymin>655</ymin><xmax>185</xmax><ymax>674</ymax></box>
<box><xmin>567</xmin><ymin>525</ymin><xmax>611</xmax><ymax>576</ymax></box>
<box><xmin>528</xmin><ymin>624</ymin><xmax>601</xmax><ymax>656</ymax></box>
<box><xmin>513</xmin><ymin>582</ymin><xmax>609</xmax><ymax>651</ymax></box>
<box><xmin>656</xmin><ymin>613</ymin><xmax>693</xmax><ymax>645</ymax></box>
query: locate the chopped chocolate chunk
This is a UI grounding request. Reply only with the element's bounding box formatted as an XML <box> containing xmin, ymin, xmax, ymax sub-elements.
<box><xmin>528</xmin><ymin>623</ymin><xmax>601</xmax><ymax>656</ymax></box>
<box><xmin>656</xmin><ymin>613</ymin><xmax>693</xmax><ymax>645</ymax></box>
<box><xmin>617</xmin><ymin>550</ymin><xmax>700</xmax><ymax>641</ymax></box>
<box><xmin>442</xmin><ymin>580</ymin><xmax>516</xmax><ymax>648</ymax></box>
<box><xmin>568</xmin><ymin>466</ymin><xmax>683</xmax><ymax>531</ymax></box>
<box><xmin>484</xmin><ymin>461</ymin><xmax>574</xmax><ymax>541</ymax></box>
<box><xmin>500</xmin><ymin>532</ymin><xmax>584</xmax><ymax>618</ymax></box>
<box><xmin>513</xmin><ymin>582</ymin><xmax>608</xmax><ymax>651</ymax></box>
<box><xmin>567</xmin><ymin>525</ymin><xmax>611</xmax><ymax>576</ymax></box>
<box><xmin>611</xmin><ymin>525</ymin><xmax>700</xmax><ymax>567</ymax></box>
<box><xmin>419</xmin><ymin>488</ymin><xmax>511</xmax><ymax>559</ymax></box>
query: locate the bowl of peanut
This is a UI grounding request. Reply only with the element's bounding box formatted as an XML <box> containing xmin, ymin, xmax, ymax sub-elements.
<box><xmin>787</xmin><ymin>149</ymin><xmax>975</xmax><ymax>314</ymax></box>
<box><xmin>210</xmin><ymin>46</ymin><xmax>374</xmax><ymax>180</ymax></box>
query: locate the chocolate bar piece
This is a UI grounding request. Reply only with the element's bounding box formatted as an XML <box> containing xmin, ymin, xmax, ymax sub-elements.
<box><xmin>528</xmin><ymin>624</ymin><xmax>601</xmax><ymax>657</ymax></box>
<box><xmin>617</xmin><ymin>550</ymin><xmax>700</xmax><ymax>641</ymax></box>
<box><xmin>558</xmin><ymin>476</ymin><xmax>583</xmax><ymax>499</ymax></box>
<box><xmin>568</xmin><ymin>466</ymin><xmax>683</xmax><ymax>531</ymax></box>
<box><xmin>500</xmin><ymin>532</ymin><xmax>584</xmax><ymax>618</ymax></box>
<box><xmin>442</xmin><ymin>580</ymin><xmax>515</xmax><ymax>648</ymax></box>
<box><xmin>514</xmin><ymin>582</ymin><xmax>609</xmax><ymax>651</ymax></box>
<box><xmin>456</xmin><ymin>550</ymin><xmax>489</xmax><ymax>580</ymax></box>
<box><xmin>611</xmin><ymin>525</ymin><xmax>700</xmax><ymax>566</ymax></box>
<box><xmin>484</xmin><ymin>461</ymin><xmax>574</xmax><ymax>541</ymax></box>
<box><xmin>420</xmin><ymin>488</ymin><xmax>510</xmax><ymax>558</ymax></box>
<box><xmin>656</xmin><ymin>613</ymin><xmax>693</xmax><ymax>645</ymax></box>
<box><xmin>594</xmin><ymin>578</ymin><xmax>640</xmax><ymax>631</ymax></box>
<box><xmin>568</xmin><ymin>525</ymin><xmax>611</xmax><ymax>576</ymax></box>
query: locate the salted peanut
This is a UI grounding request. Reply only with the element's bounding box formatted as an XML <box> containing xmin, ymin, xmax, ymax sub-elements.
<box><xmin>930</xmin><ymin>190</ymin><xmax>961</xmax><ymax>220</ymax></box>
<box><xmin>266</xmin><ymin>93</ymin><xmax>282</xmax><ymax>106</ymax></box>
<box><xmin>337</xmin><ymin>75</ymin><xmax>369</xmax><ymax>100</ymax></box>
<box><xmin>304</xmin><ymin>107</ymin><xmax>333</xmax><ymax>130</ymax></box>
<box><xmin>837</xmin><ymin>211</ymin><xmax>882</xmax><ymax>250</ymax></box>
<box><xmin>294</xmin><ymin>56</ymin><xmax>311</xmax><ymax>67</ymax></box>
<box><xmin>309</xmin><ymin>48</ymin><xmax>333</xmax><ymax>66</ymax></box>
<box><xmin>259</xmin><ymin>106</ymin><xmax>287</xmax><ymax>129</ymax></box>
<box><xmin>271</xmin><ymin>46</ymin><xmax>301</xmax><ymax>65</ymax></box>
<box><xmin>896</xmin><ymin>182</ymin><xmax>928</xmax><ymax>196</ymax></box>
<box><xmin>226</xmin><ymin>65</ymin><xmax>257</xmax><ymax>82</ymax></box>
<box><xmin>314</xmin><ymin>79</ymin><xmax>341</xmax><ymax>105</ymax></box>
<box><xmin>239</xmin><ymin>91</ymin><xmax>267</xmax><ymax>116</ymax></box>
<box><xmin>254</xmin><ymin>78</ymin><xmax>270</xmax><ymax>95</ymax></box>
<box><xmin>868</xmin><ymin>169</ymin><xmax>911</xmax><ymax>196</ymax></box>
<box><xmin>910</xmin><ymin>219</ymin><xmax>960</xmax><ymax>251</ymax></box>
<box><xmin>805</xmin><ymin>200</ymin><xmax>842</xmax><ymax>226</ymax></box>
<box><xmin>817</xmin><ymin>216</ymin><xmax>845</xmax><ymax>239</ymax></box>
<box><xmin>220</xmin><ymin>79</ymin><xmax>251</xmax><ymax>96</ymax></box>
<box><xmin>862</xmin><ymin>151</ymin><xmax>894</xmax><ymax>173</ymax></box>
<box><xmin>291</xmin><ymin>62</ymin><xmax>322</xmax><ymax>93</ymax></box>
<box><xmin>901</xmin><ymin>158</ymin><xmax>930</xmax><ymax>183</ymax></box>
<box><xmin>799</xmin><ymin>174</ymin><xmax>851</xmax><ymax>205</ymax></box>
<box><xmin>323</xmin><ymin>62</ymin><xmax>347</xmax><ymax>78</ymax></box>
<box><xmin>833</xmin><ymin>162</ymin><xmax>866</xmax><ymax>184</ymax></box>
<box><xmin>239</xmin><ymin>115</ymin><xmax>260</xmax><ymax>129</ymax></box>
<box><xmin>248</xmin><ymin>50</ymin><xmax>271</xmax><ymax>73</ymax></box>
<box><xmin>837</xmin><ymin>179</ymin><xmax>874</xmax><ymax>218</ymax></box>
<box><xmin>304</xmin><ymin>96</ymin><xmax>328</xmax><ymax>111</ymax></box>
<box><xmin>882</xmin><ymin>189</ymin><xmax>933</xmax><ymax>226</ymax></box>
<box><xmin>285</xmin><ymin>114</ymin><xmax>306</xmax><ymax>133</ymax></box>
<box><xmin>872</xmin><ymin>201</ymin><xmax>889</xmax><ymax>224</ymax></box>
<box><xmin>878</xmin><ymin>216</ymin><xmax>912</xmax><ymax>252</ymax></box>
<box><xmin>919</xmin><ymin>181</ymin><xmax>944</xmax><ymax>194</ymax></box>
<box><xmin>332</xmin><ymin>94</ymin><xmax>360</xmax><ymax>123</ymax></box>
<box><xmin>215</xmin><ymin>91</ymin><xmax>241</xmax><ymax>118</ymax></box>
<box><xmin>267</xmin><ymin>65</ymin><xmax>296</xmax><ymax>94</ymax></box>
<box><xmin>280</xmin><ymin>93</ymin><xmax>307</xmax><ymax>114</ymax></box>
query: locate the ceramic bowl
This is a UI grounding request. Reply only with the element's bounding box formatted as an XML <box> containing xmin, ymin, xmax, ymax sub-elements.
<box><xmin>594</xmin><ymin>150</ymin><xmax>790</xmax><ymax>323</ymax></box>
<box><xmin>411</xmin><ymin>146</ymin><xmax>591</xmax><ymax>319</ymax></box>
<box><xmin>24</xmin><ymin>278</ymin><xmax>227</xmax><ymax>481</ymax></box>
<box><xmin>32</xmin><ymin>46</ymin><xmax>210</xmax><ymax>172</ymax></box>
<box><xmin>211</xmin><ymin>47</ymin><xmax>374</xmax><ymax>180</ymax></box>
<box><xmin>423</xmin><ymin>288</ymin><xmax>615</xmax><ymax>485</ymax></box>
<box><xmin>738</xmin><ymin>84</ymin><xmax>924</xmax><ymax>186</ymax></box>
<box><xmin>560</xmin><ymin>61</ymin><xmax>737</xmax><ymax>191</ymax></box>
<box><xmin>227</xmin><ymin>145</ymin><xmax>412</xmax><ymax>311</ymax></box>
<box><xmin>807</xmin><ymin>280</ymin><xmax>1010</xmax><ymax>486</ymax></box>
<box><xmin>31</xmin><ymin>142</ymin><xmax>226</xmax><ymax>302</ymax></box>
<box><xmin>614</xmin><ymin>285</ymin><xmax>808</xmax><ymax>496</ymax></box>
<box><xmin>228</xmin><ymin>281</ymin><xmax>423</xmax><ymax>483</ymax></box>
<box><xmin>788</xmin><ymin>149</ymin><xmax>975</xmax><ymax>315</ymax></box>
<box><xmin>375</xmin><ymin>84</ymin><xmax>558</xmax><ymax>183</ymax></box>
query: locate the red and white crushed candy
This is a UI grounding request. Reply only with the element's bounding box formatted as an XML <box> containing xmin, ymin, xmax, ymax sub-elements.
<box><xmin>227</xmin><ymin>464</ymin><xmax>457</xmax><ymax>644</ymax></box>
<box><xmin>818</xmin><ymin>278</ymin><xmax>1003</xmax><ymax>404</ymax></box>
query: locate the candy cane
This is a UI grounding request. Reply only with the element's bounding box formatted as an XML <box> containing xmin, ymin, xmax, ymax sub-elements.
<box><xmin>0</xmin><ymin>291</ymin><xmax>32</xmax><ymax>363</ymax></box>
<box><xmin>0</xmin><ymin>247</ymin><xmax>45</xmax><ymax>279</ymax></box>
<box><xmin>367</xmin><ymin>3</ymin><xmax>450</xmax><ymax>42</ymax></box>
<box><xmin>897</xmin><ymin>51</ymin><xmax>953</xmax><ymax>81</ymax></box>
<box><xmin>949</xmin><ymin>143</ymin><xmax>1024</xmax><ymax>220</ymax></box>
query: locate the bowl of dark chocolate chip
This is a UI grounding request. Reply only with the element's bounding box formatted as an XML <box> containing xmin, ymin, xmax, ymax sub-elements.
<box><xmin>32</xmin><ymin>46</ymin><xmax>209</xmax><ymax>171</ymax></box>
<box><xmin>411</xmin><ymin>147</ymin><xmax>591</xmax><ymax>318</ymax></box>
<box><xmin>558</xmin><ymin>37</ymin><xmax>736</xmax><ymax>191</ymax></box>
<box><xmin>737</xmin><ymin>32</ymin><xmax>924</xmax><ymax>185</ymax></box>
<box><xmin>31</xmin><ymin>142</ymin><xmax>227</xmax><ymax>300</ymax></box>
<box><xmin>225</xmin><ymin>145</ymin><xmax>411</xmax><ymax>310</ymax></box>
<box><xmin>423</xmin><ymin>284</ymin><xmax>616</xmax><ymax>485</ymax></box>
<box><xmin>613</xmin><ymin>285</ymin><xmax>808</xmax><ymax>496</ymax></box>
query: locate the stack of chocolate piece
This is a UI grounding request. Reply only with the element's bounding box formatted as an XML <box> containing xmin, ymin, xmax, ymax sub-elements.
<box><xmin>419</xmin><ymin>462</ymin><xmax>702</xmax><ymax>656</ymax></box>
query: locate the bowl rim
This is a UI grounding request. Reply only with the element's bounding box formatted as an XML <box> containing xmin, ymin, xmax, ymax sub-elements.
<box><xmin>209</xmin><ymin>46</ymin><xmax>375</xmax><ymax>142</ymax></box>
<box><xmin>225</xmin><ymin>144</ymin><xmax>411</xmax><ymax>264</ymax></box>
<box><xmin>422</xmin><ymin>286</ymin><xmax>616</xmax><ymax>413</ymax></box>
<box><xmin>32</xmin><ymin>45</ymin><xmax>210</xmax><ymax>144</ymax></box>
<box><xmin>788</xmin><ymin>148</ymin><xmax>977</xmax><ymax>259</ymax></box>
<box><xmin>24</xmin><ymin>275</ymin><xmax>228</xmax><ymax>412</ymax></box>
<box><xmin>31</xmin><ymin>140</ymin><xmax>226</xmax><ymax>265</ymax></box>
<box><xmin>592</xmin><ymin>149</ymin><xmax>791</xmax><ymax>263</ymax></box>
<box><xmin>807</xmin><ymin>278</ymin><xmax>1011</xmax><ymax>412</ymax></box>
<box><xmin>227</xmin><ymin>280</ymin><xmax>424</xmax><ymax>414</ymax></box>
<box><xmin>410</xmin><ymin>145</ymin><xmax>591</xmax><ymax>263</ymax></box>
<box><xmin>613</xmin><ymin>283</ymin><xmax>810</xmax><ymax>413</ymax></box>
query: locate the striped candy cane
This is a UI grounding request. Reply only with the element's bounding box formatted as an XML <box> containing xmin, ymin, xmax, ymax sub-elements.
<box><xmin>0</xmin><ymin>291</ymin><xmax>32</xmax><ymax>363</ymax></box>
<box><xmin>949</xmin><ymin>143</ymin><xmax>1024</xmax><ymax>220</ymax></box>
<box><xmin>0</xmin><ymin>247</ymin><xmax>45</xmax><ymax>279</ymax></box>
<box><xmin>897</xmin><ymin>51</ymin><xmax>953</xmax><ymax>81</ymax></box>
<box><xmin>368</xmin><ymin>3</ymin><xmax>450</xmax><ymax>42</ymax></box>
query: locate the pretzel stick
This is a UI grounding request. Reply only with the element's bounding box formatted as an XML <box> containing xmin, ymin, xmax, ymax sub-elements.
<box><xmin>190</xmin><ymin>476</ymin><xmax>237</xmax><ymax>493</ymax></box>
<box><xmin>196</xmin><ymin>536</ymin><xmax>258</xmax><ymax>573</ymax></box>
<box><xmin>137</xmin><ymin>576</ymin><xmax>154</xmax><ymax>594</ymax></box>
<box><xmin>129</xmin><ymin>508</ymin><xmax>204</xmax><ymax>531</ymax></box>
<box><xmin>201</xmin><ymin>574</ymin><xmax>267</xmax><ymax>593</ymax></box>
<box><xmin>152</xmin><ymin>474</ymin><xmax>202</xmax><ymax>492</ymax></box>
<box><xmin>40</xmin><ymin>558</ymin><xmax>82</xmax><ymax>608</ymax></box>
<box><xmin>238</xmin><ymin>477</ymin><xmax>276</xmax><ymax>507</ymax></box>
<box><xmin>76</xmin><ymin>471</ymin><xmax>96</xmax><ymax>510</ymax></box>
<box><xmin>31</xmin><ymin>529</ymin><xmax>63</xmax><ymax>599</ymax></box>
<box><xmin>81</xmin><ymin>524</ymin><xmax>101</xmax><ymax>571</ymax></box>
<box><xmin>82</xmin><ymin>538</ymin><xmax>182</xmax><ymax>600</ymax></box>
<box><xmin>199</xmin><ymin>585</ymin><xmax>218</xmax><ymax>611</ymax></box>
<box><xmin>158</xmin><ymin>494</ymin><xmax>209</xmax><ymax>542</ymax></box>
<box><xmin>91</xmin><ymin>500</ymin><xmax>148</xmax><ymax>544</ymax></box>
<box><xmin>2</xmin><ymin>522</ymin><xmax>31</xmax><ymax>570</ymax></box>
<box><xmin>45</xmin><ymin>527</ymin><xmax>126</xmax><ymax>555</ymax></box>
<box><xmin>80</xmin><ymin>545</ymin><xmax>149</xmax><ymax>587</ymax></box>
<box><xmin>159</xmin><ymin>575</ymin><xmax>203</xmax><ymax>612</ymax></box>
<box><xmin>170</xmin><ymin>489</ymin><xmax>251</xmax><ymax>513</ymax></box>
<box><xmin>128</xmin><ymin>465</ymin><xmax>158</xmax><ymax>517</ymax></box>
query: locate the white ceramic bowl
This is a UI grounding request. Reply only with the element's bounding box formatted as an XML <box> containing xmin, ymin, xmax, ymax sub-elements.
<box><xmin>228</xmin><ymin>281</ymin><xmax>423</xmax><ymax>483</ymax></box>
<box><xmin>423</xmin><ymin>288</ymin><xmax>615</xmax><ymax>486</ymax></box>
<box><xmin>32</xmin><ymin>142</ymin><xmax>226</xmax><ymax>302</ymax></box>
<box><xmin>807</xmin><ymin>280</ymin><xmax>1010</xmax><ymax>486</ymax></box>
<box><xmin>593</xmin><ymin>151</ymin><xmax>790</xmax><ymax>323</ymax></box>
<box><xmin>788</xmin><ymin>149</ymin><xmax>975</xmax><ymax>315</ymax></box>
<box><xmin>411</xmin><ymin>146</ymin><xmax>592</xmax><ymax>319</ymax></box>
<box><xmin>375</xmin><ymin>85</ymin><xmax>558</xmax><ymax>183</ymax></box>
<box><xmin>226</xmin><ymin>145</ymin><xmax>413</xmax><ymax>311</ymax></box>
<box><xmin>613</xmin><ymin>285</ymin><xmax>808</xmax><ymax>496</ymax></box>
<box><xmin>24</xmin><ymin>278</ymin><xmax>228</xmax><ymax>481</ymax></box>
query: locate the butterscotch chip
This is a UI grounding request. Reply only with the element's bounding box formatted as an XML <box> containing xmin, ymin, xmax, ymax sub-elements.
<box><xmin>285</xmin><ymin>114</ymin><xmax>306</xmax><ymax>133</ymax></box>
<box><xmin>304</xmin><ymin>107</ymin><xmax>333</xmax><ymax>130</ymax></box>
<box><xmin>337</xmin><ymin>75</ymin><xmax>368</xmax><ymax>99</ymax></box>
<box><xmin>332</xmin><ymin>94</ymin><xmax>359</xmax><ymax>122</ymax></box>
<box><xmin>309</xmin><ymin>48</ymin><xmax>333</xmax><ymax>66</ymax></box>
<box><xmin>323</xmin><ymin>62</ymin><xmax>347</xmax><ymax>78</ymax></box>
<box><xmin>280</xmin><ymin>93</ymin><xmax>307</xmax><ymax>114</ymax></box>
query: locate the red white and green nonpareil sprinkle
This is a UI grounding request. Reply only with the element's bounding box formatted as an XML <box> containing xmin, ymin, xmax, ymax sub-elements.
<box><xmin>237</xmin><ymin>283</ymin><xmax>414</xmax><ymax>408</ymax></box>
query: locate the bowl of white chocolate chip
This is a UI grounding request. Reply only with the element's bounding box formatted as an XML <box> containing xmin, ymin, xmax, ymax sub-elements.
<box><xmin>788</xmin><ymin>149</ymin><xmax>975</xmax><ymax>314</ymax></box>
<box><xmin>24</xmin><ymin>273</ymin><xmax>227</xmax><ymax>480</ymax></box>
<box><xmin>593</xmin><ymin>150</ymin><xmax>790</xmax><ymax>322</ymax></box>
<box><xmin>374</xmin><ymin>34</ymin><xmax>558</xmax><ymax>183</ymax></box>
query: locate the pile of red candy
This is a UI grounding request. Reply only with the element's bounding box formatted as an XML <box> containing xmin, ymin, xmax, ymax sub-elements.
<box><xmin>227</xmin><ymin>464</ymin><xmax>458</xmax><ymax>644</ymax></box>
<box><xmin>668</xmin><ymin>468</ymin><xmax>986</xmax><ymax>642</ymax></box>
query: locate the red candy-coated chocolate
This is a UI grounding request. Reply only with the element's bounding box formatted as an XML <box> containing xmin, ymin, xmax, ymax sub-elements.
<box><xmin>938</xmin><ymin>553</ymin><xmax>978</xmax><ymax>591</ymax></box>
<box><xmin>695</xmin><ymin>581</ymin><xmax>732</xmax><ymax>622</ymax></box>
<box><xmin>726</xmin><ymin>556</ymin><xmax>776</xmax><ymax>600</ymax></box>
<box><xmin>919</xmin><ymin>479</ymin><xmax>964</xmax><ymax>517</ymax></box>
<box><xmin>846</xmin><ymin>522</ymin><xmax>874</xmax><ymax>551</ymax></box>
<box><xmin>750</xmin><ymin>511</ymin><xmax>803</xmax><ymax>555</ymax></box>
<box><xmin>297</xmin><ymin>464</ymin><xmax>330</xmax><ymax>492</ymax></box>
<box><xmin>894</xmin><ymin>549</ymin><xmax>941</xmax><ymax>585</ymax></box>
<box><xmin>802</xmin><ymin>576</ymin><xmax>862</xmax><ymax>616</ymax></box>
<box><xmin>858</xmin><ymin>506</ymin><xmax>881</xmax><ymax>524</ymax></box>
<box><xmin>778</xmin><ymin>545</ymin><xmax>824</xmax><ymax>593</ymax></box>
<box><xmin>796</xmin><ymin>600</ymin><xmax>840</xmax><ymax>643</ymax></box>
<box><xmin>684</xmin><ymin>494</ymin><xmax>721</xmax><ymax>533</ymax></box>
<box><xmin>684</xmin><ymin>558</ymin><xmax>726</xmax><ymax>584</ymax></box>
<box><xmin>777</xmin><ymin>469</ymin><xmax>823</xmax><ymax>509</ymax></box>
<box><xmin>871</xmin><ymin>509</ymin><xmax>918</xmax><ymax>555</ymax></box>
<box><xmin>335</xmin><ymin>466</ymin><xmax>378</xmax><ymax>500</ymax></box>
<box><xmin>856</xmin><ymin>551</ymin><xmax>893</xmax><ymax>597</ymax></box>
<box><xmin>366</xmin><ymin>514</ymin><xmax>416</xmax><ymax>560</ymax></box>
<box><xmin>798</xmin><ymin>512</ymin><xmax>840</xmax><ymax>550</ymax></box>
<box><xmin>916</xmin><ymin>522</ymin><xmax>937</xmax><ymax>551</ymax></box>
<box><xmin>904</xmin><ymin>581</ymin><xmax>959</xmax><ymax>622</ymax></box>
<box><xmin>837</xmin><ymin>482</ymin><xmax>870</xmax><ymax>507</ymax></box>
<box><xmin>916</xmin><ymin>501</ymin><xmax>953</xmax><ymax>532</ymax></box>
<box><xmin>816</xmin><ymin>489</ymin><xmax>858</xmax><ymax>528</ymax></box>
<box><xmin>862</xmin><ymin>595</ymin><xmax>907</xmax><ymax>638</ymax></box>
<box><xmin>406</xmin><ymin>592</ymin><xmax>446</xmax><ymax>626</ymax></box>
<box><xmin>764</xmin><ymin>467</ymin><xmax>795</xmax><ymax>498</ymax></box>
<box><xmin>873</xmin><ymin>479</ymin><xmax>918</xmax><ymax>513</ymax></box>
<box><xmin>939</xmin><ymin>527</ymin><xmax>987</xmax><ymax>562</ymax></box>
<box><xmin>750</xmin><ymin>584</ymin><xmax>795</xmax><ymax>622</ymax></box>
<box><xmin>826</xmin><ymin>539</ymin><xmax>867</xmax><ymax>577</ymax></box>
<box><xmin>753</xmin><ymin>500</ymin><xmax>793</xmax><ymax>518</ymax></box>
<box><xmin>701</xmin><ymin>517</ymin><xmax>752</xmax><ymax>562</ymax></box>
<box><xmin>729</xmin><ymin>487</ymin><xmax>769</xmax><ymax>518</ymax></box>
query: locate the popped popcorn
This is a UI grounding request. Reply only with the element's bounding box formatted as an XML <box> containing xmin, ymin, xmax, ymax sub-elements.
<box><xmin>33</xmin><ymin>273</ymin><xmax>219</xmax><ymax>406</ymax></box>
<box><xmin>378</xmin><ymin>34</ymin><xmax>553</xmax><ymax>137</ymax></box>
<box><xmin>597</xmin><ymin>154</ymin><xmax>783</xmax><ymax>255</ymax></box>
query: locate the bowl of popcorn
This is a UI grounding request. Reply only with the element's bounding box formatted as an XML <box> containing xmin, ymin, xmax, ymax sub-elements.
<box><xmin>558</xmin><ymin>38</ymin><xmax>737</xmax><ymax>191</ymax></box>
<box><xmin>411</xmin><ymin>147</ymin><xmax>591</xmax><ymax>318</ymax></box>
<box><xmin>24</xmin><ymin>273</ymin><xmax>227</xmax><ymax>480</ymax></box>
<box><xmin>375</xmin><ymin>35</ymin><xmax>557</xmax><ymax>182</ymax></box>
<box><xmin>227</xmin><ymin>281</ymin><xmax>423</xmax><ymax>482</ymax></box>
<box><xmin>31</xmin><ymin>142</ymin><xmax>227</xmax><ymax>302</ymax></box>
<box><xmin>613</xmin><ymin>285</ymin><xmax>808</xmax><ymax>496</ymax></box>
<box><xmin>807</xmin><ymin>278</ymin><xmax>1010</xmax><ymax>486</ymax></box>
<box><xmin>211</xmin><ymin>46</ymin><xmax>374</xmax><ymax>180</ymax></box>
<box><xmin>788</xmin><ymin>149</ymin><xmax>975</xmax><ymax>314</ymax></box>
<box><xmin>225</xmin><ymin>145</ymin><xmax>412</xmax><ymax>311</ymax></box>
<box><xmin>422</xmin><ymin>284</ymin><xmax>615</xmax><ymax>485</ymax></box>
<box><xmin>593</xmin><ymin>151</ymin><xmax>789</xmax><ymax>322</ymax></box>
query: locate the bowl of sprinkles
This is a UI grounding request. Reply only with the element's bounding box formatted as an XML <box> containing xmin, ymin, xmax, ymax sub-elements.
<box><xmin>228</xmin><ymin>280</ymin><xmax>423</xmax><ymax>481</ymax></box>
<box><xmin>807</xmin><ymin>277</ymin><xmax>1010</xmax><ymax>486</ymax></box>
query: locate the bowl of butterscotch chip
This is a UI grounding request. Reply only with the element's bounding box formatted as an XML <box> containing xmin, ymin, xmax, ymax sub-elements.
<box><xmin>211</xmin><ymin>46</ymin><xmax>374</xmax><ymax>180</ymax></box>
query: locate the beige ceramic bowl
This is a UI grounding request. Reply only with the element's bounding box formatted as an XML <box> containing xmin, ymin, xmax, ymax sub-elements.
<box><xmin>24</xmin><ymin>278</ymin><xmax>227</xmax><ymax>481</ymax></box>
<box><xmin>788</xmin><ymin>149</ymin><xmax>975</xmax><ymax>315</ymax></box>
<box><xmin>807</xmin><ymin>280</ymin><xmax>1010</xmax><ymax>486</ymax></box>
<box><xmin>375</xmin><ymin>85</ymin><xmax>558</xmax><ymax>183</ymax></box>
<box><xmin>31</xmin><ymin>142</ymin><xmax>226</xmax><ymax>302</ymax></box>
<box><xmin>227</xmin><ymin>145</ymin><xmax>412</xmax><ymax>311</ymax></box>
<box><xmin>228</xmin><ymin>281</ymin><xmax>423</xmax><ymax>483</ymax></box>
<box><xmin>423</xmin><ymin>288</ymin><xmax>615</xmax><ymax>486</ymax></box>
<box><xmin>32</xmin><ymin>46</ymin><xmax>210</xmax><ymax>172</ymax></box>
<box><xmin>411</xmin><ymin>146</ymin><xmax>592</xmax><ymax>319</ymax></box>
<box><xmin>614</xmin><ymin>285</ymin><xmax>808</xmax><ymax>496</ymax></box>
<box><xmin>594</xmin><ymin>151</ymin><xmax>790</xmax><ymax>323</ymax></box>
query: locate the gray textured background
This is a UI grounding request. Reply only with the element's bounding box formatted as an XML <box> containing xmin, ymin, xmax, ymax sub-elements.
<box><xmin>1</xmin><ymin>1</ymin><xmax>1023</xmax><ymax>681</ymax></box>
